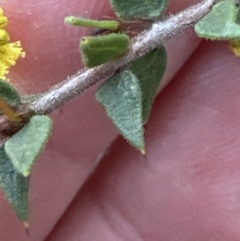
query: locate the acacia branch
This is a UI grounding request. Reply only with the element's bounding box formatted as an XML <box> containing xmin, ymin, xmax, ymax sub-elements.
<box><xmin>29</xmin><ymin>0</ymin><xmax>216</xmax><ymax>115</ymax></box>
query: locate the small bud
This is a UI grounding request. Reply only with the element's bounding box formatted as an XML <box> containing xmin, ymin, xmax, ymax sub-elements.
<box><xmin>65</xmin><ymin>16</ymin><xmax>120</xmax><ymax>31</ymax></box>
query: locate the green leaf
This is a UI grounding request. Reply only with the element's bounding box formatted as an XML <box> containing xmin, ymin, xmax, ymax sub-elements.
<box><xmin>130</xmin><ymin>46</ymin><xmax>167</xmax><ymax>122</ymax></box>
<box><xmin>80</xmin><ymin>33</ymin><xmax>130</xmax><ymax>68</ymax></box>
<box><xmin>65</xmin><ymin>16</ymin><xmax>119</xmax><ymax>30</ymax></box>
<box><xmin>195</xmin><ymin>1</ymin><xmax>240</xmax><ymax>40</ymax></box>
<box><xmin>0</xmin><ymin>145</ymin><xmax>29</xmax><ymax>222</ymax></box>
<box><xmin>0</xmin><ymin>79</ymin><xmax>21</xmax><ymax>107</ymax></box>
<box><xmin>96</xmin><ymin>70</ymin><xmax>145</xmax><ymax>152</ymax></box>
<box><xmin>96</xmin><ymin>46</ymin><xmax>167</xmax><ymax>152</ymax></box>
<box><xmin>5</xmin><ymin>115</ymin><xmax>53</xmax><ymax>177</ymax></box>
<box><xmin>110</xmin><ymin>0</ymin><xmax>168</xmax><ymax>20</ymax></box>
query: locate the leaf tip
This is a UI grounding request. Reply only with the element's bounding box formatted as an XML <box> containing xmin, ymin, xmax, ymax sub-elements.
<box><xmin>140</xmin><ymin>149</ymin><xmax>146</xmax><ymax>155</ymax></box>
<box><xmin>23</xmin><ymin>171</ymin><xmax>30</xmax><ymax>178</ymax></box>
<box><xmin>64</xmin><ymin>16</ymin><xmax>74</xmax><ymax>24</ymax></box>
<box><xmin>23</xmin><ymin>221</ymin><xmax>29</xmax><ymax>228</ymax></box>
<box><xmin>23</xmin><ymin>221</ymin><xmax>30</xmax><ymax>236</ymax></box>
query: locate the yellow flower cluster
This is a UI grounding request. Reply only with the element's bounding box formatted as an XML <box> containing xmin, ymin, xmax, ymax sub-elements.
<box><xmin>0</xmin><ymin>8</ymin><xmax>25</xmax><ymax>80</ymax></box>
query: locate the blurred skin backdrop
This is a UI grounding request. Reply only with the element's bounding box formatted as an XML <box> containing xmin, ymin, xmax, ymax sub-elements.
<box><xmin>1</xmin><ymin>0</ymin><xmax>240</xmax><ymax>240</ymax></box>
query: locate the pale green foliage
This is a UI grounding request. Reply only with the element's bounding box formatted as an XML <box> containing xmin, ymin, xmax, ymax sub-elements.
<box><xmin>96</xmin><ymin>47</ymin><xmax>167</xmax><ymax>152</ymax></box>
<box><xmin>97</xmin><ymin>70</ymin><xmax>145</xmax><ymax>151</ymax></box>
<box><xmin>195</xmin><ymin>0</ymin><xmax>240</xmax><ymax>40</ymax></box>
<box><xmin>80</xmin><ymin>33</ymin><xmax>130</xmax><ymax>68</ymax></box>
<box><xmin>5</xmin><ymin>115</ymin><xmax>53</xmax><ymax>177</ymax></box>
<box><xmin>0</xmin><ymin>145</ymin><xmax>29</xmax><ymax>222</ymax></box>
<box><xmin>0</xmin><ymin>79</ymin><xmax>21</xmax><ymax>107</ymax></box>
<box><xmin>110</xmin><ymin>0</ymin><xmax>168</xmax><ymax>20</ymax></box>
<box><xmin>0</xmin><ymin>0</ymin><xmax>171</xmax><ymax>223</ymax></box>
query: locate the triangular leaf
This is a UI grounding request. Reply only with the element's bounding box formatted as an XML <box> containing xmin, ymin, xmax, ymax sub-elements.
<box><xmin>195</xmin><ymin>1</ymin><xmax>240</xmax><ymax>40</ymax></box>
<box><xmin>0</xmin><ymin>79</ymin><xmax>21</xmax><ymax>107</ymax></box>
<box><xmin>110</xmin><ymin>0</ymin><xmax>168</xmax><ymax>20</ymax></box>
<box><xmin>80</xmin><ymin>33</ymin><xmax>130</xmax><ymax>68</ymax></box>
<box><xmin>0</xmin><ymin>145</ymin><xmax>29</xmax><ymax>222</ymax></box>
<box><xmin>5</xmin><ymin>115</ymin><xmax>53</xmax><ymax>177</ymax></box>
<box><xmin>130</xmin><ymin>46</ymin><xmax>167</xmax><ymax>122</ymax></box>
<box><xmin>96</xmin><ymin>70</ymin><xmax>145</xmax><ymax>152</ymax></box>
<box><xmin>97</xmin><ymin>47</ymin><xmax>167</xmax><ymax>152</ymax></box>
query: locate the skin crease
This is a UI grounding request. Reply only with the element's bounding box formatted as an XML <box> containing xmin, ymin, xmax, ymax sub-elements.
<box><xmin>3</xmin><ymin>0</ymin><xmax>239</xmax><ymax>240</ymax></box>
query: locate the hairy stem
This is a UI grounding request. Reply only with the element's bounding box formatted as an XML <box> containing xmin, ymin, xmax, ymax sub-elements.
<box><xmin>29</xmin><ymin>0</ymin><xmax>215</xmax><ymax>115</ymax></box>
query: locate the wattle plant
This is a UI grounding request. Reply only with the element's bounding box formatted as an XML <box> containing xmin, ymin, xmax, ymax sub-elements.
<box><xmin>0</xmin><ymin>0</ymin><xmax>239</xmax><ymax>230</ymax></box>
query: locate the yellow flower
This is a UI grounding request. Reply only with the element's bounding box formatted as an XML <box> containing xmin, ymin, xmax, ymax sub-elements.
<box><xmin>0</xmin><ymin>7</ymin><xmax>25</xmax><ymax>80</ymax></box>
<box><xmin>0</xmin><ymin>41</ymin><xmax>25</xmax><ymax>65</ymax></box>
<box><xmin>0</xmin><ymin>29</ymin><xmax>9</xmax><ymax>45</ymax></box>
<box><xmin>0</xmin><ymin>60</ymin><xmax>9</xmax><ymax>79</ymax></box>
<box><xmin>0</xmin><ymin>8</ymin><xmax>8</xmax><ymax>29</ymax></box>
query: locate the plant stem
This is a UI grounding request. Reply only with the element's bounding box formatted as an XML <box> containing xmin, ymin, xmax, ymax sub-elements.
<box><xmin>29</xmin><ymin>0</ymin><xmax>216</xmax><ymax>115</ymax></box>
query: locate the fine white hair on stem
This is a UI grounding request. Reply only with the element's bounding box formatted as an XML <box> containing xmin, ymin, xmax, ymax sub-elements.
<box><xmin>29</xmin><ymin>0</ymin><xmax>216</xmax><ymax>115</ymax></box>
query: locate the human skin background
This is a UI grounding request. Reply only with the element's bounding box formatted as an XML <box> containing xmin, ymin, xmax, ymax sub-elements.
<box><xmin>1</xmin><ymin>0</ymin><xmax>240</xmax><ymax>240</ymax></box>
